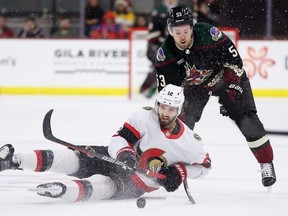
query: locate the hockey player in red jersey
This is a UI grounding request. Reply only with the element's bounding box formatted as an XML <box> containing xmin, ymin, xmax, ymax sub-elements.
<box><xmin>154</xmin><ymin>6</ymin><xmax>276</xmax><ymax>187</ymax></box>
<box><xmin>0</xmin><ymin>84</ymin><xmax>211</xmax><ymax>202</ymax></box>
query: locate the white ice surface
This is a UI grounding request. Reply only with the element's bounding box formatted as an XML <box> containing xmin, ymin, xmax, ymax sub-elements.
<box><xmin>0</xmin><ymin>95</ymin><xmax>287</xmax><ymax>216</ymax></box>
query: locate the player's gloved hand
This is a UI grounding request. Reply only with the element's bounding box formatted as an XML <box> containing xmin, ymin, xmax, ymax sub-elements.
<box><xmin>225</xmin><ymin>83</ymin><xmax>243</xmax><ymax>102</ymax></box>
<box><xmin>221</xmin><ymin>66</ymin><xmax>244</xmax><ymax>102</ymax></box>
<box><xmin>157</xmin><ymin>163</ymin><xmax>187</xmax><ymax>192</ymax></box>
<box><xmin>219</xmin><ymin>84</ymin><xmax>242</xmax><ymax>117</ymax></box>
<box><xmin>219</xmin><ymin>105</ymin><xmax>228</xmax><ymax>116</ymax></box>
<box><xmin>117</xmin><ymin>151</ymin><xmax>137</xmax><ymax>168</ymax></box>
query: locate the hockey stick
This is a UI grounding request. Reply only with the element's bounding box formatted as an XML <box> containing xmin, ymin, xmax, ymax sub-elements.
<box><xmin>266</xmin><ymin>130</ymin><xmax>288</xmax><ymax>136</ymax></box>
<box><xmin>136</xmin><ymin>179</ymin><xmax>196</xmax><ymax>207</ymax></box>
<box><xmin>183</xmin><ymin>179</ymin><xmax>196</xmax><ymax>204</ymax></box>
<box><xmin>42</xmin><ymin>109</ymin><xmax>166</xmax><ymax>180</ymax></box>
<box><xmin>215</xmin><ymin>82</ymin><xmax>288</xmax><ymax>137</ymax></box>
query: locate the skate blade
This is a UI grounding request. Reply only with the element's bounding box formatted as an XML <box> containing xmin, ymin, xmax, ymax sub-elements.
<box><xmin>28</xmin><ymin>187</ymin><xmax>59</xmax><ymax>193</ymax></box>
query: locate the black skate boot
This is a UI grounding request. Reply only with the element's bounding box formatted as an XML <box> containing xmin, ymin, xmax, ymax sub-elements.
<box><xmin>34</xmin><ymin>182</ymin><xmax>67</xmax><ymax>198</ymax></box>
<box><xmin>0</xmin><ymin>144</ymin><xmax>20</xmax><ymax>171</ymax></box>
<box><xmin>260</xmin><ymin>162</ymin><xmax>276</xmax><ymax>187</ymax></box>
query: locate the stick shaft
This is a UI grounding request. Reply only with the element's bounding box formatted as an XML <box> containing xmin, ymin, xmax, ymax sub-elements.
<box><xmin>266</xmin><ymin>130</ymin><xmax>288</xmax><ymax>136</ymax></box>
<box><xmin>183</xmin><ymin>179</ymin><xmax>196</xmax><ymax>204</ymax></box>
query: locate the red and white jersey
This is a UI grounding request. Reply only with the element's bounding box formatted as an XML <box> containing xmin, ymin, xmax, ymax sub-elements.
<box><xmin>108</xmin><ymin>106</ymin><xmax>210</xmax><ymax>191</ymax></box>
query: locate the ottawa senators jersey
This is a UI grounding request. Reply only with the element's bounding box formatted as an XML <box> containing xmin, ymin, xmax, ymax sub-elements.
<box><xmin>108</xmin><ymin>106</ymin><xmax>209</xmax><ymax>174</ymax></box>
<box><xmin>155</xmin><ymin>22</ymin><xmax>243</xmax><ymax>91</ymax></box>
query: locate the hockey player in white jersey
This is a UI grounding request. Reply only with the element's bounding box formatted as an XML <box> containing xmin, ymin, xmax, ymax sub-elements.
<box><xmin>0</xmin><ymin>84</ymin><xmax>211</xmax><ymax>202</ymax></box>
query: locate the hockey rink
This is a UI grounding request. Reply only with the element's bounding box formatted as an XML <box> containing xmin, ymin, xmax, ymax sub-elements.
<box><xmin>0</xmin><ymin>95</ymin><xmax>287</xmax><ymax>216</ymax></box>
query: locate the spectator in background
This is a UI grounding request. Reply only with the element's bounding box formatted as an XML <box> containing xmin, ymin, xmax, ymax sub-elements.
<box><xmin>197</xmin><ymin>0</ymin><xmax>222</xmax><ymax>26</ymax></box>
<box><xmin>113</xmin><ymin>0</ymin><xmax>135</xmax><ymax>34</ymax></box>
<box><xmin>181</xmin><ymin>0</ymin><xmax>196</xmax><ymax>10</ymax></box>
<box><xmin>17</xmin><ymin>16</ymin><xmax>44</xmax><ymax>38</ymax></box>
<box><xmin>139</xmin><ymin>0</ymin><xmax>179</xmax><ymax>98</ymax></box>
<box><xmin>84</xmin><ymin>0</ymin><xmax>105</xmax><ymax>37</ymax></box>
<box><xmin>181</xmin><ymin>0</ymin><xmax>200</xmax><ymax>24</ymax></box>
<box><xmin>133</xmin><ymin>14</ymin><xmax>148</xmax><ymax>28</ymax></box>
<box><xmin>123</xmin><ymin>0</ymin><xmax>133</xmax><ymax>11</ymax></box>
<box><xmin>52</xmin><ymin>16</ymin><xmax>78</xmax><ymax>38</ymax></box>
<box><xmin>0</xmin><ymin>14</ymin><xmax>14</xmax><ymax>38</ymax></box>
<box><xmin>90</xmin><ymin>11</ymin><xmax>127</xmax><ymax>39</ymax></box>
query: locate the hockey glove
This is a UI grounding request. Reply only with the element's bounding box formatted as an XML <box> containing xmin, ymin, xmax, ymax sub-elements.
<box><xmin>225</xmin><ymin>83</ymin><xmax>243</xmax><ymax>102</ymax></box>
<box><xmin>157</xmin><ymin>163</ymin><xmax>187</xmax><ymax>192</ymax></box>
<box><xmin>219</xmin><ymin>105</ymin><xmax>228</xmax><ymax>116</ymax></box>
<box><xmin>218</xmin><ymin>82</ymin><xmax>243</xmax><ymax>117</ymax></box>
<box><xmin>116</xmin><ymin>151</ymin><xmax>137</xmax><ymax>169</ymax></box>
<box><xmin>222</xmin><ymin>65</ymin><xmax>244</xmax><ymax>102</ymax></box>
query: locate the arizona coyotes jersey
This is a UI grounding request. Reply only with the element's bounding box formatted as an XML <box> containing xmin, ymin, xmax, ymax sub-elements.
<box><xmin>155</xmin><ymin>22</ymin><xmax>243</xmax><ymax>92</ymax></box>
<box><xmin>108</xmin><ymin>106</ymin><xmax>209</xmax><ymax>189</ymax></box>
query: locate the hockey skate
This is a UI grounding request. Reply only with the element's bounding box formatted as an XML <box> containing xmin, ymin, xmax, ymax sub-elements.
<box><xmin>0</xmin><ymin>144</ymin><xmax>20</xmax><ymax>171</ymax></box>
<box><xmin>260</xmin><ymin>162</ymin><xmax>276</xmax><ymax>187</ymax></box>
<box><xmin>31</xmin><ymin>182</ymin><xmax>67</xmax><ymax>198</ymax></box>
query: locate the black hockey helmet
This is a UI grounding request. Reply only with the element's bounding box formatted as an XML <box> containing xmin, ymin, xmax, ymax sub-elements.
<box><xmin>167</xmin><ymin>6</ymin><xmax>193</xmax><ymax>28</ymax></box>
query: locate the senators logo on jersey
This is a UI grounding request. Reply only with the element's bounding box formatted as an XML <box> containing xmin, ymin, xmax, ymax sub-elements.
<box><xmin>138</xmin><ymin>148</ymin><xmax>167</xmax><ymax>173</ymax></box>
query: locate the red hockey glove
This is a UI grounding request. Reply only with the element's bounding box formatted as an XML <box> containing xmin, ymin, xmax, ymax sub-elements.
<box><xmin>157</xmin><ymin>163</ymin><xmax>187</xmax><ymax>192</ymax></box>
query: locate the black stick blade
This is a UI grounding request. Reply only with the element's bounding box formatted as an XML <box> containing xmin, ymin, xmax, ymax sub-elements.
<box><xmin>43</xmin><ymin>109</ymin><xmax>54</xmax><ymax>139</ymax></box>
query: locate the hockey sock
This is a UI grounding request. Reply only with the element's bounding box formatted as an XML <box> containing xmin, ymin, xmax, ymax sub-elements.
<box><xmin>248</xmin><ymin>136</ymin><xmax>274</xmax><ymax>163</ymax></box>
<box><xmin>60</xmin><ymin>180</ymin><xmax>93</xmax><ymax>202</ymax></box>
<box><xmin>34</xmin><ymin>150</ymin><xmax>54</xmax><ymax>172</ymax></box>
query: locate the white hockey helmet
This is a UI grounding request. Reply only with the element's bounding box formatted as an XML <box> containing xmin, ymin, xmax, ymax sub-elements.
<box><xmin>156</xmin><ymin>84</ymin><xmax>185</xmax><ymax>116</ymax></box>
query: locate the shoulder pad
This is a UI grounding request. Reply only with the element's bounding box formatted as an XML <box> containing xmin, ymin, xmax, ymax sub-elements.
<box><xmin>156</xmin><ymin>47</ymin><xmax>166</xmax><ymax>61</ymax></box>
<box><xmin>142</xmin><ymin>106</ymin><xmax>153</xmax><ymax>111</ymax></box>
<box><xmin>155</xmin><ymin>36</ymin><xmax>176</xmax><ymax>63</ymax></box>
<box><xmin>194</xmin><ymin>23</ymin><xmax>223</xmax><ymax>45</ymax></box>
<box><xmin>209</xmin><ymin>26</ymin><xmax>223</xmax><ymax>41</ymax></box>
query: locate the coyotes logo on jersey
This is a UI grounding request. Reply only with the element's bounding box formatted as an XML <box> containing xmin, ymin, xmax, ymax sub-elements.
<box><xmin>185</xmin><ymin>64</ymin><xmax>212</xmax><ymax>85</ymax></box>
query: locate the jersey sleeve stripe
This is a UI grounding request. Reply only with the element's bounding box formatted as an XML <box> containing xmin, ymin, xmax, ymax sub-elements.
<box><xmin>123</xmin><ymin>122</ymin><xmax>141</xmax><ymax>139</ymax></box>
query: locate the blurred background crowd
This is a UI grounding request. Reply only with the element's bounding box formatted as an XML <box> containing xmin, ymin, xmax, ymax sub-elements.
<box><xmin>0</xmin><ymin>0</ymin><xmax>287</xmax><ymax>39</ymax></box>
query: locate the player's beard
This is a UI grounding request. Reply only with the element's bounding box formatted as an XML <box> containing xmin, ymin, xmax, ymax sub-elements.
<box><xmin>175</xmin><ymin>37</ymin><xmax>192</xmax><ymax>50</ymax></box>
<box><xmin>178</xmin><ymin>40</ymin><xmax>189</xmax><ymax>49</ymax></box>
<box><xmin>158</xmin><ymin>114</ymin><xmax>176</xmax><ymax>128</ymax></box>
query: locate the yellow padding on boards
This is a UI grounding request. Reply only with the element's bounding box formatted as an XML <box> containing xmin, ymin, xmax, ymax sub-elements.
<box><xmin>252</xmin><ymin>89</ymin><xmax>288</xmax><ymax>97</ymax></box>
<box><xmin>1</xmin><ymin>87</ymin><xmax>288</xmax><ymax>97</ymax></box>
<box><xmin>0</xmin><ymin>87</ymin><xmax>128</xmax><ymax>96</ymax></box>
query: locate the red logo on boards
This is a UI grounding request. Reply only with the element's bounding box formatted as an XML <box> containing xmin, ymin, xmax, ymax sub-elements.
<box><xmin>243</xmin><ymin>47</ymin><xmax>275</xmax><ymax>79</ymax></box>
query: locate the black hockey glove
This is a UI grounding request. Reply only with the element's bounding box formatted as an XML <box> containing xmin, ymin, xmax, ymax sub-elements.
<box><xmin>117</xmin><ymin>151</ymin><xmax>137</xmax><ymax>169</ymax></box>
<box><xmin>222</xmin><ymin>65</ymin><xmax>244</xmax><ymax>102</ymax></box>
<box><xmin>225</xmin><ymin>83</ymin><xmax>243</xmax><ymax>102</ymax></box>
<box><xmin>218</xmin><ymin>82</ymin><xmax>243</xmax><ymax>117</ymax></box>
<box><xmin>219</xmin><ymin>105</ymin><xmax>228</xmax><ymax>116</ymax></box>
<box><xmin>157</xmin><ymin>163</ymin><xmax>187</xmax><ymax>192</ymax></box>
